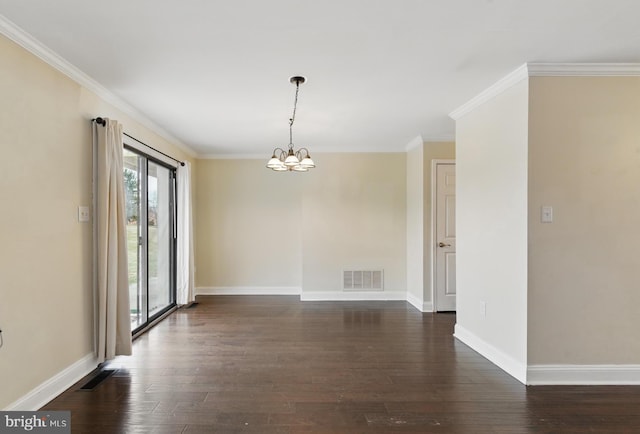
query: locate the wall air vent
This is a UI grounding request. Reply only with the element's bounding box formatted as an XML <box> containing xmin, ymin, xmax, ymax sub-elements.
<box><xmin>343</xmin><ymin>270</ymin><xmax>384</xmax><ymax>291</ymax></box>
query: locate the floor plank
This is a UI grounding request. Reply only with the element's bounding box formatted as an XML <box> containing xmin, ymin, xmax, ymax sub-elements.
<box><xmin>41</xmin><ymin>296</ymin><xmax>640</xmax><ymax>433</ymax></box>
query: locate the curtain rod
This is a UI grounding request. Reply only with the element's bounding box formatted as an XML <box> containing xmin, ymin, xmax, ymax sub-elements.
<box><xmin>92</xmin><ymin>117</ymin><xmax>185</xmax><ymax>166</ymax></box>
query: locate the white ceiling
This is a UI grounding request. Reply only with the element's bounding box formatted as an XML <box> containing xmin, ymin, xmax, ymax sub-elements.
<box><xmin>1</xmin><ymin>0</ymin><xmax>640</xmax><ymax>157</ymax></box>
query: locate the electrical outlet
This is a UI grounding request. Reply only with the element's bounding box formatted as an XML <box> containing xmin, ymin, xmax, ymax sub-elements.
<box><xmin>480</xmin><ymin>301</ymin><xmax>487</xmax><ymax>317</ymax></box>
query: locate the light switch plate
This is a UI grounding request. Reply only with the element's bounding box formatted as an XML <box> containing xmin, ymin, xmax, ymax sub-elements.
<box><xmin>541</xmin><ymin>205</ymin><xmax>553</xmax><ymax>223</ymax></box>
<box><xmin>78</xmin><ymin>206</ymin><xmax>90</xmax><ymax>222</ymax></box>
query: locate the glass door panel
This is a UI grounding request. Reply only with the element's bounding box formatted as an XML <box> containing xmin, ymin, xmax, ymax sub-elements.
<box><xmin>123</xmin><ymin>149</ymin><xmax>145</xmax><ymax>329</ymax></box>
<box><xmin>148</xmin><ymin>162</ymin><xmax>173</xmax><ymax>318</ymax></box>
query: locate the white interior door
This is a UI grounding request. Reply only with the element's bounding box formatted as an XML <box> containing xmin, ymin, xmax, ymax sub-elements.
<box><xmin>434</xmin><ymin>162</ymin><xmax>456</xmax><ymax>311</ymax></box>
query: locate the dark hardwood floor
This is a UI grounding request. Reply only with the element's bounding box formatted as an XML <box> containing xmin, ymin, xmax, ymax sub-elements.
<box><xmin>42</xmin><ymin>296</ymin><xmax>640</xmax><ymax>433</ymax></box>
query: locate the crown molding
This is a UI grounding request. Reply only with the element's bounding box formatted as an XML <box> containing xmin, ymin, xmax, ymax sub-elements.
<box><xmin>450</xmin><ymin>62</ymin><xmax>640</xmax><ymax>120</ymax></box>
<box><xmin>422</xmin><ymin>134</ymin><xmax>456</xmax><ymax>143</ymax></box>
<box><xmin>201</xmin><ymin>149</ymin><xmax>415</xmax><ymax>159</ymax></box>
<box><xmin>403</xmin><ymin>135</ymin><xmax>457</xmax><ymax>151</ymax></box>
<box><xmin>404</xmin><ymin>135</ymin><xmax>424</xmax><ymax>152</ymax></box>
<box><xmin>449</xmin><ymin>63</ymin><xmax>529</xmax><ymax>120</ymax></box>
<box><xmin>199</xmin><ymin>153</ymin><xmax>267</xmax><ymax>160</ymax></box>
<box><xmin>0</xmin><ymin>14</ymin><xmax>197</xmax><ymax>158</ymax></box>
<box><xmin>528</xmin><ymin>62</ymin><xmax>640</xmax><ymax>76</ymax></box>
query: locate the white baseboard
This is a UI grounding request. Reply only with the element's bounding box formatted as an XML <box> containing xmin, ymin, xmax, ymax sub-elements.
<box><xmin>300</xmin><ymin>290</ymin><xmax>407</xmax><ymax>301</ymax></box>
<box><xmin>4</xmin><ymin>353</ymin><xmax>98</xmax><ymax>411</ymax></box>
<box><xmin>406</xmin><ymin>293</ymin><xmax>423</xmax><ymax>311</ymax></box>
<box><xmin>406</xmin><ymin>293</ymin><xmax>433</xmax><ymax>312</ymax></box>
<box><xmin>197</xmin><ymin>288</ymin><xmax>414</xmax><ymax>304</ymax></box>
<box><xmin>527</xmin><ymin>365</ymin><xmax>640</xmax><ymax>385</ymax></box>
<box><xmin>195</xmin><ymin>286</ymin><xmax>302</xmax><ymax>296</ymax></box>
<box><xmin>454</xmin><ymin>324</ymin><xmax>527</xmax><ymax>384</ymax></box>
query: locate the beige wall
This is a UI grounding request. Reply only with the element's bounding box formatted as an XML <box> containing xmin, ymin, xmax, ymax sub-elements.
<box><xmin>455</xmin><ymin>79</ymin><xmax>529</xmax><ymax>381</ymax></box>
<box><xmin>195</xmin><ymin>154</ymin><xmax>407</xmax><ymax>296</ymax></box>
<box><xmin>302</xmin><ymin>153</ymin><xmax>407</xmax><ymax>296</ymax></box>
<box><xmin>195</xmin><ymin>159</ymin><xmax>304</xmax><ymax>290</ymax></box>
<box><xmin>454</xmin><ymin>71</ymin><xmax>640</xmax><ymax>379</ymax></box>
<box><xmin>406</xmin><ymin>141</ymin><xmax>424</xmax><ymax>306</ymax></box>
<box><xmin>0</xmin><ymin>34</ymin><xmax>194</xmax><ymax>409</ymax></box>
<box><xmin>422</xmin><ymin>141</ymin><xmax>455</xmax><ymax>306</ymax></box>
<box><xmin>528</xmin><ymin>76</ymin><xmax>640</xmax><ymax>364</ymax></box>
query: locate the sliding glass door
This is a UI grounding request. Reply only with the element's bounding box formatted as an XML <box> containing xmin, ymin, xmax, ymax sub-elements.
<box><xmin>123</xmin><ymin>147</ymin><xmax>176</xmax><ymax>333</ymax></box>
<box><xmin>147</xmin><ymin>161</ymin><xmax>173</xmax><ymax>319</ymax></box>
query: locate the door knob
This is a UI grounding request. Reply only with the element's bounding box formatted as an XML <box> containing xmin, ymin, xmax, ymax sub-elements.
<box><xmin>438</xmin><ymin>242</ymin><xmax>451</xmax><ymax>248</ymax></box>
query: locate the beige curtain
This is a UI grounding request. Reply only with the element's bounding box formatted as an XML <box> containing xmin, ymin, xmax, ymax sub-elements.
<box><xmin>94</xmin><ymin>118</ymin><xmax>132</xmax><ymax>363</ymax></box>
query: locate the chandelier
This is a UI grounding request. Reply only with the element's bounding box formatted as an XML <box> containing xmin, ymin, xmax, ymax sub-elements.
<box><xmin>266</xmin><ymin>76</ymin><xmax>315</xmax><ymax>172</ymax></box>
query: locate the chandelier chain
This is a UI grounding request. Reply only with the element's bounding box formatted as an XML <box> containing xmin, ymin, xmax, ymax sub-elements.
<box><xmin>288</xmin><ymin>81</ymin><xmax>300</xmax><ymax>148</ymax></box>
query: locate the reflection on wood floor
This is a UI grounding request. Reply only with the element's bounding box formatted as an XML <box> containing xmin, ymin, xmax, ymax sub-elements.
<box><xmin>42</xmin><ymin>296</ymin><xmax>640</xmax><ymax>433</ymax></box>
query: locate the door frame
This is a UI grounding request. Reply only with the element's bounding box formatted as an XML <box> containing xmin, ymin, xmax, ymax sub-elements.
<box><xmin>430</xmin><ymin>159</ymin><xmax>455</xmax><ymax>311</ymax></box>
<box><xmin>123</xmin><ymin>141</ymin><xmax>178</xmax><ymax>337</ymax></box>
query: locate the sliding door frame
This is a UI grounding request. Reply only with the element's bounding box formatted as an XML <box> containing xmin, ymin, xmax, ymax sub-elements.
<box><xmin>124</xmin><ymin>143</ymin><xmax>177</xmax><ymax>337</ymax></box>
